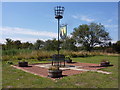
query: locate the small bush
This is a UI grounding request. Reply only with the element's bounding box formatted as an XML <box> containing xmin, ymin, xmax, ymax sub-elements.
<box><xmin>2</xmin><ymin>49</ymin><xmax>18</xmax><ymax>56</ymax></box>
<box><xmin>17</xmin><ymin>55</ymin><xmax>25</xmax><ymax>60</ymax></box>
<box><xmin>7</xmin><ymin>61</ymin><xmax>13</xmax><ymax>64</ymax></box>
<box><xmin>2</xmin><ymin>56</ymin><xmax>11</xmax><ymax>61</ymax></box>
<box><xmin>71</xmin><ymin>54</ymin><xmax>78</xmax><ymax>57</ymax></box>
<box><xmin>17</xmin><ymin>57</ymin><xmax>22</xmax><ymax>60</ymax></box>
<box><xmin>104</xmin><ymin>48</ymin><xmax>116</xmax><ymax>53</ymax></box>
<box><xmin>37</xmin><ymin>56</ymin><xmax>42</xmax><ymax>60</ymax></box>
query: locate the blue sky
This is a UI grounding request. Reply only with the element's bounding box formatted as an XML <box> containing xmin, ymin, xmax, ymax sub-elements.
<box><xmin>1</xmin><ymin>2</ymin><xmax>118</xmax><ymax>43</ymax></box>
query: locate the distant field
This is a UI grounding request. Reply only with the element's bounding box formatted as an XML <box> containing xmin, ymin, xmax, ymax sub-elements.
<box><xmin>2</xmin><ymin>55</ymin><xmax>119</xmax><ymax>88</ymax></box>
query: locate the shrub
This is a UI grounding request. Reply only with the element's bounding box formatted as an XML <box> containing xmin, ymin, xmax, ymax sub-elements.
<box><xmin>71</xmin><ymin>53</ymin><xmax>78</xmax><ymax>57</ymax></box>
<box><xmin>2</xmin><ymin>49</ymin><xmax>18</xmax><ymax>56</ymax></box>
<box><xmin>2</xmin><ymin>56</ymin><xmax>11</xmax><ymax>61</ymax></box>
<box><xmin>37</xmin><ymin>56</ymin><xmax>42</xmax><ymax>60</ymax></box>
<box><xmin>17</xmin><ymin>55</ymin><xmax>25</xmax><ymax>60</ymax></box>
<box><xmin>104</xmin><ymin>48</ymin><xmax>116</xmax><ymax>53</ymax></box>
<box><xmin>7</xmin><ymin>61</ymin><xmax>13</xmax><ymax>64</ymax></box>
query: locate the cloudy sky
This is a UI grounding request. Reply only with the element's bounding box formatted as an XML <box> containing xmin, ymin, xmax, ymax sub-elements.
<box><xmin>1</xmin><ymin>2</ymin><xmax>118</xmax><ymax>43</ymax></box>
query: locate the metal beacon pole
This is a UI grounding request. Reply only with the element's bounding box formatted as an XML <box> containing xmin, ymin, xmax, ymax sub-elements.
<box><xmin>54</xmin><ymin>6</ymin><xmax>65</xmax><ymax>66</ymax></box>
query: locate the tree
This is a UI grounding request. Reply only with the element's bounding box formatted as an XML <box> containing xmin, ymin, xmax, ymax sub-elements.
<box><xmin>5</xmin><ymin>38</ymin><xmax>14</xmax><ymax>49</ymax></box>
<box><xmin>43</xmin><ymin>39</ymin><xmax>58</xmax><ymax>51</ymax></box>
<box><xmin>34</xmin><ymin>39</ymin><xmax>44</xmax><ymax>50</ymax></box>
<box><xmin>112</xmin><ymin>41</ymin><xmax>120</xmax><ymax>53</ymax></box>
<box><xmin>71</xmin><ymin>23</ymin><xmax>111</xmax><ymax>51</ymax></box>
<box><xmin>108</xmin><ymin>41</ymin><xmax>112</xmax><ymax>47</ymax></box>
<box><xmin>62</xmin><ymin>37</ymin><xmax>77</xmax><ymax>51</ymax></box>
<box><xmin>21</xmin><ymin>42</ymin><xmax>33</xmax><ymax>49</ymax></box>
<box><xmin>2</xmin><ymin>44</ymin><xmax>6</xmax><ymax>50</ymax></box>
<box><xmin>14</xmin><ymin>40</ymin><xmax>22</xmax><ymax>49</ymax></box>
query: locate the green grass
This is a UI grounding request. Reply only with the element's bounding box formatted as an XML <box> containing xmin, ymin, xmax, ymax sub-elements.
<box><xmin>2</xmin><ymin>55</ymin><xmax>119</xmax><ymax>88</ymax></box>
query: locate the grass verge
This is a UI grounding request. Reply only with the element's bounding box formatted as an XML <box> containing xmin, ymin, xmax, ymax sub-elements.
<box><xmin>2</xmin><ymin>55</ymin><xmax>118</xmax><ymax>88</ymax></box>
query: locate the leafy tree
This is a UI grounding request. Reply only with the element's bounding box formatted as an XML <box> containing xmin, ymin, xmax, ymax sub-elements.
<box><xmin>71</xmin><ymin>23</ymin><xmax>111</xmax><ymax>51</ymax></box>
<box><xmin>21</xmin><ymin>42</ymin><xmax>33</xmax><ymax>49</ymax></box>
<box><xmin>112</xmin><ymin>41</ymin><xmax>120</xmax><ymax>53</ymax></box>
<box><xmin>62</xmin><ymin>37</ymin><xmax>77</xmax><ymax>51</ymax></box>
<box><xmin>43</xmin><ymin>39</ymin><xmax>58</xmax><ymax>51</ymax></box>
<box><xmin>14</xmin><ymin>40</ymin><xmax>22</xmax><ymax>49</ymax></box>
<box><xmin>34</xmin><ymin>39</ymin><xmax>44</xmax><ymax>50</ymax></box>
<box><xmin>108</xmin><ymin>41</ymin><xmax>112</xmax><ymax>47</ymax></box>
<box><xmin>5</xmin><ymin>38</ymin><xmax>14</xmax><ymax>49</ymax></box>
<box><xmin>2</xmin><ymin>44</ymin><xmax>6</xmax><ymax>50</ymax></box>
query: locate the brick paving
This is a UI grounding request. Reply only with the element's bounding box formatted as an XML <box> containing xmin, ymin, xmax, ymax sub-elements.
<box><xmin>62</xmin><ymin>69</ymin><xmax>84</xmax><ymax>76</ymax></box>
<box><xmin>12</xmin><ymin>62</ymin><xmax>106</xmax><ymax>80</ymax></box>
<box><xmin>66</xmin><ymin>62</ymin><xmax>105</xmax><ymax>70</ymax></box>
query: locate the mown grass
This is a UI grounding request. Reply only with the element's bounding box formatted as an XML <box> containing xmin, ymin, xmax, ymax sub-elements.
<box><xmin>2</xmin><ymin>55</ymin><xmax>119</xmax><ymax>88</ymax></box>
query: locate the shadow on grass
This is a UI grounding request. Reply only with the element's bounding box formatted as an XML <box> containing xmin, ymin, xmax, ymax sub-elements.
<box><xmin>26</xmin><ymin>66</ymin><xmax>32</xmax><ymax>67</ymax></box>
<box><xmin>89</xmin><ymin>64</ymin><xmax>113</xmax><ymax>68</ymax></box>
<box><xmin>47</xmin><ymin>75</ymin><xmax>68</xmax><ymax>79</ymax></box>
<box><xmin>66</xmin><ymin>62</ymin><xmax>77</xmax><ymax>64</ymax></box>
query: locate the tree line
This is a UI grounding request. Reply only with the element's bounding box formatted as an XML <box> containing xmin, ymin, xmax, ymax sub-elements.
<box><xmin>1</xmin><ymin>22</ymin><xmax>120</xmax><ymax>53</ymax></box>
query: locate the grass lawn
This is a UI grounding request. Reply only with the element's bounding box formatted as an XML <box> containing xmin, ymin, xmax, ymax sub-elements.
<box><xmin>2</xmin><ymin>55</ymin><xmax>119</xmax><ymax>88</ymax></box>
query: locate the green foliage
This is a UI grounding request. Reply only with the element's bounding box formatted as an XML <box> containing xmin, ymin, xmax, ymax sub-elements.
<box><xmin>2</xmin><ymin>50</ymin><xmax>119</xmax><ymax>61</ymax></box>
<box><xmin>2</xmin><ymin>37</ymin><xmax>119</xmax><ymax>53</ymax></box>
<box><xmin>104</xmin><ymin>47</ymin><xmax>115</xmax><ymax>53</ymax></box>
<box><xmin>62</xmin><ymin>36</ymin><xmax>77</xmax><ymax>51</ymax></box>
<box><xmin>112</xmin><ymin>41</ymin><xmax>120</xmax><ymax>53</ymax></box>
<box><xmin>2</xmin><ymin>49</ymin><xmax>32</xmax><ymax>56</ymax></box>
<box><xmin>34</xmin><ymin>39</ymin><xmax>44</xmax><ymax>50</ymax></box>
<box><xmin>2</xmin><ymin>56</ymin><xmax>12</xmax><ymax>61</ymax></box>
<box><xmin>5</xmin><ymin>38</ymin><xmax>14</xmax><ymax>49</ymax></box>
<box><xmin>2</xmin><ymin>38</ymin><xmax>34</xmax><ymax>50</ymax></box>
<box><xmin>71</xmin><ymin>23</ymin><xmax>111</xmax><ymax>51</ymax></box>
<box><xmin>7</xmin><ymin>61</ymin><xmax>13</xmax><ymax>64</ymax></box>
<box><xmin>43</xmin><ymin>39</ymin><xmax>58</xmax><ymax>51</ymax></box>
<box><xmin>21</xmin><ymin>42</ymin><xmax>33</xmax><ymax>49</ymax></box>
<box><xmin>2</xmin><ymin>49</ymin><xmax>18</xmax><ymax>56</ymax></box>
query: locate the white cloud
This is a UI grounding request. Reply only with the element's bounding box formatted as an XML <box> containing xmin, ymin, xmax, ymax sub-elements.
<box><xmin>72</xmin><ymin>15</ymin><xmax>95</xmax><ymax>22</ymax></box>
<box><xmin>1</xmin><ymin>27</ymin><xmax>57</xmax><ymax>44</ymax></box>
<box><xmin>105</xmin><ymin>24</ymin><xmax>118</xmax><ymax>28</ymax></box>
<box><xmin>1</xmin><ymin>27</ymin><xmax>57</xmax><ymax>37</ymax></box>
<box><xmin>0</xmin><ymin>39</ymin><xmax>5</xmax><ymax>44</ymax></box>
<box><xmin>0</xmin><ymin>37</ymin><xmax>36</xmax><ymax>44</ymax></box>
<box><xmin>80</xmin><ymin>16</ymin><xmax>95</xmax><ymax>22</ymax></box>
<box><xmin>107</xmin><ymin>19</ymin><xmax>112</xmax><ymax>23</ymax></box>
<box><xmin>72</xmin><ymin>15</ymin><xmax>79</xmax><ymax>19</ymax></box>
<box><xmin>1</xmin><ymin>37</ymin><xmax>53</xmax><ymax>44</ymax></box>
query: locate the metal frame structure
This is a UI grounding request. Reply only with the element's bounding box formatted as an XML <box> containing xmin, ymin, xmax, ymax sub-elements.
<box><xmin>53</xmin><ymin>6</ymin><xmax>65</xmax><ymax>66</ymax></box>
